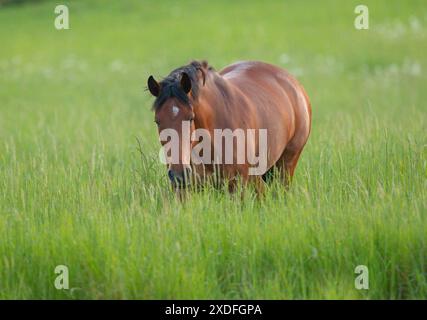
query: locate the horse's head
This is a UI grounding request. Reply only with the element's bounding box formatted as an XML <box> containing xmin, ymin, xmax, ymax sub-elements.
<box><xmin>147</xmin><ymin>61</ymin><xmax>208</xmax><ymax>189</ymax></box>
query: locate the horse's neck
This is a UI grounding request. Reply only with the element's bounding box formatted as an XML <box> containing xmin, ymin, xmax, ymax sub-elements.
<box><xmin>194</xmin><ymin>75</ymin><xmax>234</xmax><ymax>131</ymax></box>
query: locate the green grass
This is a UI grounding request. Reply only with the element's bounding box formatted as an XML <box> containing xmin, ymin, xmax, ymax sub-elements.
<box><xmin>0</xmin><ymin>0</ymin><xmax>426</xmax><ymax>299</ymax></box>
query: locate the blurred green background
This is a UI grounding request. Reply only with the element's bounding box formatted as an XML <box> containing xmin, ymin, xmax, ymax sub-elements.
<box><xmin>0</xmin><ymin>0</ymin><xmax>425</xmax><ymax>299</ymax></box>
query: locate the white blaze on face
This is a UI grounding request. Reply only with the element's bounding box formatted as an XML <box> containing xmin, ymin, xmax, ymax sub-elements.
<box><xmin>172</xmin><ymin>105</ymin><xmax>180</xmax><ymax>118</ymax></box>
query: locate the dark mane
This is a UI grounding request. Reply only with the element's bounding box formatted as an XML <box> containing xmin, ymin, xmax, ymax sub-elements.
<box><xmin>151</xmin><ymin>60</ymin><xmax>208</xmax><ymax>109</ymax></box>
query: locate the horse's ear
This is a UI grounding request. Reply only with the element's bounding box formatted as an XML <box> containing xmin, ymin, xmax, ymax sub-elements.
<box><xmin>147</xmin><ymin>75</ymin><xmax>160</xmax><ymax>97</ymax></box>
<box><xmin>180</xmin><ymin>72</ymin><xmax>192</xmax><ymax>94</ymax></box>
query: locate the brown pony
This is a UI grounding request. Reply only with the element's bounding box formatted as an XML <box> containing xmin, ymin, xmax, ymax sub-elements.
<box><xmin>147</xmin><ymin>60</ymin><xmax>311</xmax><ymax>193</ymax></box>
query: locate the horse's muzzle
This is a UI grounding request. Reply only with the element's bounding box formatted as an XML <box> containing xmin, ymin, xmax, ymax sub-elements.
<box><xmin>168</xmin><ymin>167</ymin><xmax>192</xmax><ymax>188</ymax></box>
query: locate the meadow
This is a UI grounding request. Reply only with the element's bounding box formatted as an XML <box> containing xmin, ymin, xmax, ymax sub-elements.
<box><xmin>0</xmin><ymin>0</ymin><xmax>426</xmax><ymax>299</ymax></box>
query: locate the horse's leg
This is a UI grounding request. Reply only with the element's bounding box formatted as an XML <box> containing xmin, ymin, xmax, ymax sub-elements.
<box><xmin>225</xmin><ymin>165</ymin><xmax>245</xmax><ymax>194</ymax></box>
<box><xmin>227</xmin><ymin>174</ymin><xmax>245</xmax><ymax>200</ymax></box>
<box><xmin>229</xmin><ymin>175</ymin><xmax>265</xmax><ymax>199</ymax></box>
<box><xmin>250</xmin><ymin>175</ymin><xmax>266</xmax><ymax>197</ymax></box>
<box><xmin>275</xmin><ymin>146</ymin><xmax>303</xmax><ymax>189</ymax></box>
<box><xmin>227</xmin><ymin>166</ymin><xmax>265</xmax><ymax>197</ymax></box>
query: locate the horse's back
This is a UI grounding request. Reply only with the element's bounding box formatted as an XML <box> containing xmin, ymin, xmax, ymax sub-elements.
<box><xmin>220</xmin><ymin>60</ymin><xmax>309</xmax><ymax>118</ymax></box>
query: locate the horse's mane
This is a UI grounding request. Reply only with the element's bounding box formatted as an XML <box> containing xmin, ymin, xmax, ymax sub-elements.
<box><xmin>152</xmin><ymin>60</ymin><xmax>211</xmax><ymax>109</ymax></box>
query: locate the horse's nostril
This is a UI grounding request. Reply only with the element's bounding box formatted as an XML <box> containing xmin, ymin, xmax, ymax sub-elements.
<box><xmin>168</xmin><ymin>170</ymin><xmax>175</xmax><ymax>182</ymax></box>
<box><xmin>168</xmin><ymin>170</ymin><xmax>183</xmax><ymax>183</ymax></box>
<box><xmin>168</xmin><ymin>169</ymin><xmax>191</xmax><ymax>187</ymax></box>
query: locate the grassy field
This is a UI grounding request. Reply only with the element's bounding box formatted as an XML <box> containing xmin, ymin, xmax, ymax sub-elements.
<box><xmin>0</xmin><ymin>0</ymin><xmax>426</xmax><ymax>299</ymax></box>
